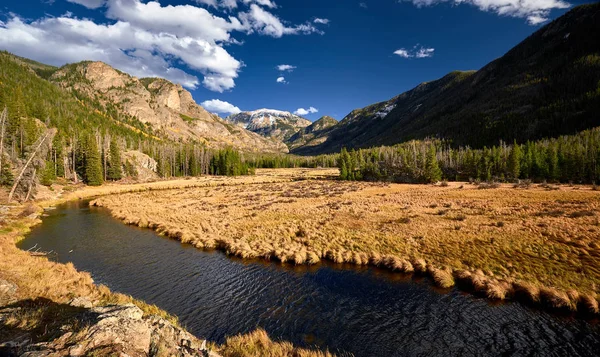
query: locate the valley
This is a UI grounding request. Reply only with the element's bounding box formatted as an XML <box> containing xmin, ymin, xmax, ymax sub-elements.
<box><xmin>1</xmin><ymin>2</ymin><xmax>600</xmax><ymax>357</ymax></box>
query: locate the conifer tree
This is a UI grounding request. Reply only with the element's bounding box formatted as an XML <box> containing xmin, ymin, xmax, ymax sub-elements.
<box><xmin>107</xmin><ymin>138</ymin><xmax>123</xmax><ymax>180</ymax></box>
<box><xmin>84</xmin><ymin>135</ymin><xmax>103</xmax><ymax>186</ymax></box>
<box><xmin>424</xmin><ymin>145</ymin><xmax>442</xmax><ymax>183</ymax></box>
<box><xmin>508</xmin><ymin>141</ymin><xmax>521</xmax><ymax>180</ymax></box>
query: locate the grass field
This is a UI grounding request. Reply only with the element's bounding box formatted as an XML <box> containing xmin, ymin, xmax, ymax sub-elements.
<box><xmin>92</xmin><ymin>169</ymin><xmax>600</xmax><ymax>316</ymax></box>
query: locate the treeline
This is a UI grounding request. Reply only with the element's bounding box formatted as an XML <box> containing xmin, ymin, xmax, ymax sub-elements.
<box><xmin>248</xmin><ymin>153</ymin><xmax>338</xmax><ymax>169</ymax></box>
<box><xmin>338</xmin><ymin>127</ymin><xmax>600</xmax><ymax>184</ymax></box>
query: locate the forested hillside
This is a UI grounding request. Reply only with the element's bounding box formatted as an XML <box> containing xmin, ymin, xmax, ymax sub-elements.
<box><xmin>292</xmin><ymin>3</ymin><xmax>600</xmax><ymax>155</ymax></box>
<box><xmin>0</xmin><ymin>52</ymin><xmax>253</xmax><ymax>201</ymax></box>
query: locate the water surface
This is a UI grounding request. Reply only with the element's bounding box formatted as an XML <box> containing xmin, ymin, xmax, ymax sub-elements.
<box><xmin>19</xmin><ymin>200</ymin><xmax>600</xmax><ymax>356</ymax></box>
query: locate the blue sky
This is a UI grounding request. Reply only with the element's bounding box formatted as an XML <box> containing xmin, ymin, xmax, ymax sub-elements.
<box><xmin>0</xmin><ymin>0</ymin><xmax>591</xmax><ymax>120</ymax></box>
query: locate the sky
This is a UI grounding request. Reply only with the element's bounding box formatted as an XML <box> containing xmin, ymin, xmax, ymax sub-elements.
<box><xmin>0</xmin><ymin>0</ymin><xmax>593</xmax><ymax>121</ymax></box>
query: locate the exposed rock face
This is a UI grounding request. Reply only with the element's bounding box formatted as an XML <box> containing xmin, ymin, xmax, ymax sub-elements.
<box><xmin>226</xmin><ymin>109</ymin><xmax>311</xmax><ymax>141</ymax></box>
<box><xmin>122</xmin><ymin>150</ymin><xmax>159</xmax><ymax>182</ymax></box>
<box><xmin>50</xmin><ymin>62</ymin><xmax>287</xmax><ymax>154</ymax></box>
<box><xmin>5</xmin><ymin>304</ymin><xmax>219</xmax><ymax>357</ymax></box>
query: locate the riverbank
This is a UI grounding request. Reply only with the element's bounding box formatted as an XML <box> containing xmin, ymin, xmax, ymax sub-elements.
<box><xmin>0</xmin><ymin>169</ymin><xmax>338</xmax><ymax>356</ymax></box>
<box><xmin>90</xmin><ymin>172</ymin><xmax>600</xmax><ymax>318</ymax></box>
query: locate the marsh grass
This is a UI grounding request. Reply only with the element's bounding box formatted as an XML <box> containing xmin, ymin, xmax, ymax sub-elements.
<box><xmin>89</xmin><ymin>171</ymin><xmax>600</xmax><ymax>317</ymax></box>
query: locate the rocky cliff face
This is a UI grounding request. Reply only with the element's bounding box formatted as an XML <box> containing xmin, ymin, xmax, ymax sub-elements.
<box><xmin>225</xmin><ymin>109</ymin><xmax>311</xmax><ymax>141</ymax></box>
<box><xmin>50</xmin><ymin>62</ymin><xmax>287</xmax><ymax>154</ymax></box>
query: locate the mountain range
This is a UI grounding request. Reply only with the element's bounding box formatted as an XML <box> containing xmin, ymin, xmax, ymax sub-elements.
<box><xmin>225</xmin><ymin>109</ymin><xmax>311</xmax><ymax>141</ymax></box>
<box><xmin>0</xmin><ymin>3</ymin><xmax>598</xmax><ymax>158</ymax></box>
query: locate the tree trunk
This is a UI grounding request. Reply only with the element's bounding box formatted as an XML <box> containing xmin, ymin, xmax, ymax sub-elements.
<box><xmin>25</xmin><ymin>168</ymin><xmax>36</xmax><ymax>201</ymax></box>
<box><xmin>8</xmin><ymin>131</ymin><xmax>51</xmax><ymax>203</ymax></box>
<box><xmin>0</xmin><ymin>107</ymin><xmax>7</xmax><ymax>180</ymax></box>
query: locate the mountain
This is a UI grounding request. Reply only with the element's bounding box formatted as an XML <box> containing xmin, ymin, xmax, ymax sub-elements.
<box><xmin>50</xmin><ymin>62</ymin><xmax>287</xmax><ymax>153</ymax></box>
<box><xmin>286</xmin><ymin>116</ymin><xmax>338</xmax><ymax>151</ymax></box>
<box><xmin>291</xmin><ymin>3</ymin><xmax>600</xmax><ymax>155</ymax></box>
<box><xmin>225</xmin><ymin>109</ymin><xmax>311</xmax><ymax>141</ymax></box>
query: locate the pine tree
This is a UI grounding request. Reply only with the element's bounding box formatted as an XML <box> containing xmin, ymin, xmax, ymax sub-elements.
<box><xmin>424</xmin><ymin>145</ymin><xmax>442</xmax><ymax>183</ymax></box>
<box><xmin>0</xmin><ymin>160</ymin><xmax>14</xmax><ymax>186</ymax></box>
<box><xmin>84</xmin><ymin>135</ymin><xmax>103</xmax><ymax>186</ymax></box>
<box><xmin>107</xmin><ymin>138</ymin><xmax>123</xmax><ymax>180</ymax></box>
<box><xmin>508</xmin><ymin>141</ymin><xmax>521</xmax><ymax>180</ymax></box>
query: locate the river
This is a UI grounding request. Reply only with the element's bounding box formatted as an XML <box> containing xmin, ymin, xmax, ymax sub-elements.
<box><xmin>18</xmin><ymin>200</ymin><xmax>600</xmax><ymax>356</ymax></box>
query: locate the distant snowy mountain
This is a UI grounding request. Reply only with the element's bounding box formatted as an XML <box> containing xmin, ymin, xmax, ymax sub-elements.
<box><xmin>226</xmin><ymin>109</ymin><xmax>311</xmax><ymax>141</ymax></box>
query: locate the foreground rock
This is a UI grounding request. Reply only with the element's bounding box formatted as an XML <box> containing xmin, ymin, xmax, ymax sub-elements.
<box><xmin>2</xmin><ymin>303</ymin><xmax>219</xmax><ymax>357</ymax></box>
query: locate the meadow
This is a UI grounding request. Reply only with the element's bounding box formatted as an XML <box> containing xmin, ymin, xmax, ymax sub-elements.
<box><xmin>92</xmin><ymin>169</ymin><xmax>600</xmax><ymax>316</ymax></box>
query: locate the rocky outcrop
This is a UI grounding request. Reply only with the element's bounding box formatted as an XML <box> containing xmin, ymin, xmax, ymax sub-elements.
<box><xmin>2</xmin><ymin>303</ymin><xmax>219</xmax><ymax>357</ymax></box>
<box><xmin>50</xmin><ymin>62</ymin><xmax>287</xmax><ymax>154</ymax></box>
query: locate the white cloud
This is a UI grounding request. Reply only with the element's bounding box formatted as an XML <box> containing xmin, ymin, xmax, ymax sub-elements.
<box><xmin>404</xmin><ymin>0</ymin><xmax>571</xmax><ymax>25</ymax></box>
<box><xmin>394</xmin><ymin>45</ymin><xmax>434</xmax><ymax>59</ymax></box>
<box><xmin>66</xmin><ymin>0</ymin><xmax>107</xmax><ymax>9</ymax></box>
<box><xmin>393</xmin><ymin>49</ymin><xmax>411</xmax><ymax>58</ymax></box>
<box><xmin>243</xmin><ymin>0</ymin><xmax>277</xmax><ymax>8</ymax></box>
<box><xmin>276</xmin><ymin>76</ymin><xmax>286</xmax><ymax>83</ymax></box>
<box><xmin>294</xmin><ymin>107</ymin><xmax>318</xmax><ymax>116</ymax></box>
<box><xmin>196</xmin><ymin>0</ymin><xmax>276</xmax><ymax>10</ymax></box>
<box><xmin>277</xmin><ymin>64</ymin><xmax>296</xmax><ymax>72</ymax></box>
<box><xmin>314</xmin><ymin>18</ymin><xmax>330</xmax><ymax>24</ymax></box>
<box><xmin>415</xmin><ymin>47</ymin><xmax>434</xmax><ymax>58</ymax></box>
<box><xmin>0</xmin><ymin>0</ymin><xmax>325</xmax><ymax>93</ymax></box>
<box><xmin>359</xmin><ymin>2</ymin><xmax>368</xmax><ymax>9</ymax></box>
<box><xmin>201</xmin><ymin>99</ymin><xmax>241</xmax><ymax>114</ymax></box>
<box><xmin>238</xmin><ymin>4</ymin><xmax>323</xmax><ymax>37</ymax></box>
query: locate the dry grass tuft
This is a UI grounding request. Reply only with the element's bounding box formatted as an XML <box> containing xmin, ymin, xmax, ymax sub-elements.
<box><xmin>219</xmin><ymin>328</ymin><xmax>336</xmax><ymax>357</ymax></box>
<box><xmin>428</xmin><ymin>267</ymin><xmax>455</xmax><ymax>288</ymax></box>
<box><xmin>539</xmin><ymin>287</ymin><xmax>573</xmax><ymax>311</ymax></box>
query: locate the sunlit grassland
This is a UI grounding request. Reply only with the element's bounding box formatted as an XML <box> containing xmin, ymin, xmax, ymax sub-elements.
<box><xmin>92</xmin><ymin>171</ymin><xmax>600</xmax><ymax>315</ymax></box>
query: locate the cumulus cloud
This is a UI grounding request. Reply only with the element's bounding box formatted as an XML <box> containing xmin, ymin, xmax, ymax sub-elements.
<box><xmin>277</xmin><ymin>64</ymin><xmax>296</xmax><ymax>72</ymax></box>
<box><xmin>314</xmin><ymin>18</ymin><xmax>330</xmax><ymax>24</ymax></box>
<box><xmin>294</xmin><ymin>107</ymin><xmax>318</xmax><ymax>116</ymax></box>
<box><xmin>404</xmin><ymin>0</ymin><xmax>571</xmax><ymax>25</ymax></box>
<box><xmin>196</xmin><ymin>0</ymin><xmax>276</xmax><ymax>10</ymax></box>
<box><xmin>0</xmin><ymin>0</ymin><xmax>325</xmax><ymax>92</ymax></box>
<box><xmin>276</xmin><ymin>76</ymin><xmax>286</xmax><ymax>83</ymax></box>
<box><xmin>394</xmin><ymin>45</ymin><xmax>434</xmax><ymax>58</ymax></box>
<box><xmin>238</xmin><ymin>4</ymin><xmax>323</xmax><ymax>37</ymax></box>
<box><xmin>200</xmin><ymin>99</ymin><xmax>241</xmax><ymax>114</ymax></box>
<box><xmin>66</xmin><ymin>0</ymin><xmax>107</xmax><ymax>9</ymax></box>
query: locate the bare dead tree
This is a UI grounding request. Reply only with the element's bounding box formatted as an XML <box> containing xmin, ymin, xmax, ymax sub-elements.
<box><xmin>0</xmin><ymin>107</ymin><xmax>7</xmax><ymax>180</ymax></box>
<box><xmin>8</xmin><ymin>130</ymin><xmax>53</xmax><ymax>203</ymax></box>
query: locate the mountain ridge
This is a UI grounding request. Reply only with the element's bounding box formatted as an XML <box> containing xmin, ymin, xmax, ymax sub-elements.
<box><xmin>49</xmin><ymin>61</ymin><xmax>288</xmax><ymax>153</ymax></box>
<box><xmin>291</xmin><ymin>3</ymin><xmax>600</xmax><ymax>155</ymax></box>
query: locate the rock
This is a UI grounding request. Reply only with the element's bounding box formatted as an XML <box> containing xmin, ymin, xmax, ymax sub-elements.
<box><xmin>0</xmin><ymin>279</ymin><xmax>17</xmax><ymax>305</ymax></box>
<box><xmin>16</xmin><ymin>304</ymin><xmax>220</xmax><ymax>357</ymax></box>
<box><xmin>68</xmin><ymin>297</ymin><xmax>93</xmax><ymax>309</ymax></box>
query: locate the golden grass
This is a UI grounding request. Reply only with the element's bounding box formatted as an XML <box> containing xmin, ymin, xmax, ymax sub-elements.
<box><xmin>90</xmin><ymin>174</ymin><xmax>600</xmax><ymax>317</ymax></box>
<box><xmin>218</xmin><ymin>329</ymin><xmax>336</xmax><ymax>357</ymax></box>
